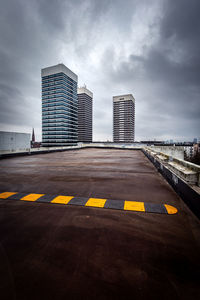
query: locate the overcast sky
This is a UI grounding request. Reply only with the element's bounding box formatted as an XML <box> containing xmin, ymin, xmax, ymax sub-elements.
<box><xmin>0</xmin><ymin>0</ymin><xmax>199</xmax><ymax>142</ymax></box>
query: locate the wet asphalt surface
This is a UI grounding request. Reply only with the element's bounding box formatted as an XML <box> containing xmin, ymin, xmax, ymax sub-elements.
<box><xmin>0</xmin><ymin>148</ymin><xmax>200</xmax><ymax>300</ymax></box>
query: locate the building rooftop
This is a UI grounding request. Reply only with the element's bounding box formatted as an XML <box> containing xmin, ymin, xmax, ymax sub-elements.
<box><xmin>78</xmin><ymin>86</ymin><xmax>93</xmax><ymax>98</ymax></box>
<box><xmin>0</xmin><ymin>148</ymin><xmax>199</xmax><ymax>299</ymax></box>
<box><xmin>41</xmin><ymin>63</ymin><xmax>78</xmax><ymax>82</ymax></box>
<box><xmin>113</xmin><ymin>94</ymin><xmax>135</xmax><ymax>102</ymax></box>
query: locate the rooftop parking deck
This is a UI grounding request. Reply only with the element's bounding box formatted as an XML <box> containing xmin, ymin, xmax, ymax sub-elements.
<box><xmin>0</xmin><ymin>148</ymin><xmax>199</xmax><ymax>299</ymax></box>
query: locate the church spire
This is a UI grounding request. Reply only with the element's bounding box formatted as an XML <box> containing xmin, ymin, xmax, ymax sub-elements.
<box><xmin>32</xmin><ymin>128</ymin><xmax>35</xmax><ymax>142</ymax></box>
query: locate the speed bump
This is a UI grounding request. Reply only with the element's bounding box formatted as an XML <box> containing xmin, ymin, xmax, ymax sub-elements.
<box><xmin>0</xmin><ymin>192</ymin><xmax>178</xmax><ymax>215</ymax></box>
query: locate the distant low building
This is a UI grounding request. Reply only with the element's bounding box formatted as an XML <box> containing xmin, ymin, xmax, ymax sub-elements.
<box><xmin>184</xmin><ymin>143</ymin><xmax>200</xmax><ymax>160</ymax></box>
<box><xmin>184</xmin><ymin>143</ymin><xmax>200</xmax><ymax>165</ymax></box>
<box><xmin>31</xmin><ymin>141</ymin><xmax>41</xmax><ymax>148</ymax></box>
<box><xmin>194</xmin><ymin>143</ymin><xmax>200</xmax><ymax>156</ymax></box>
<box><xmin>193</xmin><ymin>138</ymin><xmax>197</xmax><ymax>143</ymax></box>
<box><xmin>184</xmin><ymin>145</ymin><xmax>194</xmax><ymax>159</ymax></box>
<box><xmin>140</xmin><ymin>140</ymin><xmax>164</xmax><ymax>145</ymax></box>
<box><xmin>0</xmin><ymin>131</ymin><xmax>30</xmax><ymax>152</ymax></box>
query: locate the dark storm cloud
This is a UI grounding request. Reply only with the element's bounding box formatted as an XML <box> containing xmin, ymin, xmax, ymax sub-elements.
<box><xmin>0</xmin><ymin>0</ymin><xmax>199</xmax><ymax>141</ymax></box>
<box><xmin>101</xmin><ymin>0</ymin><xmax>200</xmax><ymax>140</ymax></box>
<box><xmin>0</xmin><ymin>83</ymin><xmax>28</xmax><ymax>126</ymax></box>
<box><xmin>0</xmin><ymin>0</ymin><xmax>69</xmax><ymax>132</ymax></box>
<box><xmin>161</xmin><ymin>0</ymin><xmax>200</xmax><ymax>40</ymax></box>
<box><xmin>147</xmin><ymin>0</ymin><xmax>200</xmax><ymax>88</ymax></box>
<box><xmin>107</xmin><ymin>0</ymin><xmax>200</xmax><ymax>87</ymax></box>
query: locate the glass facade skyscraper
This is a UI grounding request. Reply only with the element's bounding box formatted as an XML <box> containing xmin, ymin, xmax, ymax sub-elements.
<box><xmin>41</xmin><ymin>64</ymin><xmax>78</xmax><ymax>146</ymax></box>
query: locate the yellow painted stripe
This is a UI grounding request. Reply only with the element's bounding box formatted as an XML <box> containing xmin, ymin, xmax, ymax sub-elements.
<box><xmin>0</xmin><ymin>192</ymin><xmax>17</xmax><ymax>199</ymax></box>
<box><xmin>124</xmin><ymin>201</ymin><xmax>145</xmax><ymax>212</ymax></box>
<box><xmin>21</xmin><ymin>193</ymin><xmax>45</xmax><ymax>202</ymax></box>
<box><xmin>164</xmin><ymin>204</ymin><xmax>178</xmax><ymax>215</ymax></box>
<box><xmin>51</xmin><ymin>195</ymin><xmax>74</xmax><ymax>204</ymax></box>
<box><xmin>85</xmin><ymin>198</ymin><xmax>107</xmax><ymax>208</ymax></box>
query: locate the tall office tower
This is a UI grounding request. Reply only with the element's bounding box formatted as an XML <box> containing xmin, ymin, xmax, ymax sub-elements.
<box><xmin>113</xmin><ymin>94</ymin><xmax>135</xmax><ymax>143</ymax></box>
<box><xmin>41</xmin><ymin>64</ymin><xmax>78</xmax><ymax>146</ymax></box>
<box><xmin>77</xmin><ymin>86</ymin><xmax>93</xmax><ymax>142</ymax></box>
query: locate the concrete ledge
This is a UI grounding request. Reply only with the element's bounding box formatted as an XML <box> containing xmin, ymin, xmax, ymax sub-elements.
<box><xmin>145</xmin><ymin>147</ymin><xmax>200</xmax><ymax>187</ymax></box>
<box><xmin>0</xmin><ymin>145</ymin><xmax>83</xmax><ymax>158</ymax></box>
<box><xmin>168</xmin><ymin>161</ymin><xmax>197</xmax><ymax>185</ymax></box>
<box><xmin>0</xmin><ymin>144</ymin><xmax>143</xmax><ymax>159</ymax></box>
<box><xmin>149</xmin><ymin>145</ymin><xmax>184</xmax><ymax>160</ymax></box>
<box><xmin>142</xmin><ymin>149</ymin><xmax>200</xmax><ymax>220</ymax></box>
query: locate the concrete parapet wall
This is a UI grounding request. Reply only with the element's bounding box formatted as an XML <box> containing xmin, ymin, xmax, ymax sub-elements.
<box><xmin>0</xmin><ymin>143</ymin><xmax>143</xmax><ymax>158</ymax></box>
<box><xmin>150</xmin><ymin>145</ymin><xmax>185</xmax><ymax>160</ymax></box>
<box><xmin>145</xmin><ymin>147</ymin><xmax>200</xmax><ymax>187</ymax></box>
<box><xmin>143</xmin><ymin>148</ymin><xmax>200</xmax><ymax>219</ymax></box>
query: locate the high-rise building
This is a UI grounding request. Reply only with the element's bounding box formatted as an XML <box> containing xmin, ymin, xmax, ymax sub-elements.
<box><xmin>78</xmin><ymin>86</ymin><xmax>93</xmax><ymax>142</ymax></box>
<box><xmin>113</xmin><ymin>94</ymin><xmax>135</xmax><ymax>143</ymax></box>
<box><xmin>41</xmin><ymin>64</ymin><xmax>78</xmax><ymax>146</ymax></box>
